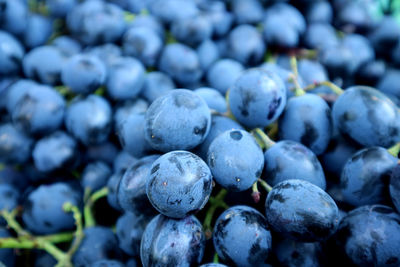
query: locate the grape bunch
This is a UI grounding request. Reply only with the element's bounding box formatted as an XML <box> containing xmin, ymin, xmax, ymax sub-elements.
<box><xmin>1</xmin><ymin>0</ymin><xmax>400</xmax><ymax>266</ymax></box>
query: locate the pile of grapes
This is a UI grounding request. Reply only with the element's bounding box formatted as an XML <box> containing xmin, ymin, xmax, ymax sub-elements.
<box><xmin>1</xmin><ymin>0</ymin><xmax>400</xmax><ymax>266</ymax></box>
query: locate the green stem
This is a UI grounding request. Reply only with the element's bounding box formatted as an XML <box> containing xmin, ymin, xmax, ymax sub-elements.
<box><xmin>1</xmin><ymin>210</ymin><xmax>30</xmax><ymax>236</ymax></box>
<box><xmin>252</xmin><ymin>128</ymin><xmax>275</xmax><ymax>149</ymax></box>
<box><xmin>289</xmin><ymin>56</ymin><xmax>306</xmax><ymax>96</ymax></box>
<box><xmin>258</xmin><ymin>178</ymin><xmax>273</xmax><ymax>193</ymax></box>
<box><xmin>203</xmin><ymin>189</ymin><xmax>228</xmax><ymax>232</ymax></box>
<box><xmin>63</xmin><ymin>203</ymin><xmax>84</xmax><ymax>258</ymax></box>
<box><xmin>388</xmin><ymin>142</ymin><xmax>400</xmax><ymax>157</ymax></box>
<box><xmin>213</xmin><ymin>252</ymin><xmax>219</xmax><ymax>263</ymax></box>
<box><xmin>124</xmin><ymin>11</ymin><xmax>136</xmax><ymax>22</ymax></box>
<box><xmin>84</xmin><ymin>187</ymin><xmax>109</xmax><ymax>228</ymax></box>
<box><xmin>303</xmin><ymin>81</ymin><xmax>344</xmax><ymax>95</ymax></box>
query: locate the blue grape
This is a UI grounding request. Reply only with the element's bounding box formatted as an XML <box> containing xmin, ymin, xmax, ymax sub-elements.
<box><xmin>106</xmin><ymin>57</ymin><xmax>146</xmax><ymax>101</ymax></box>
<box><xmin>306</xmin><ymin>1</ymin><xmax>333</xmax><ymax>23</ymax></box>
<box><xmin>332</xmin><ymin>86</ymin><xmax>400</xmax><ymax>148</ymax></box>
<box><xmin>45</xmin><ymin>0</ymin><xmax>77</xmax><ymax>18</ymax></box>
<box><xmin>229</xmin><ymin>68</ymin><xmax>286</xmax><ymax>128</ymax></box>
<box><xmin>87</xmin><ymin>44</ymin><xmax>122</xmax><ymax>70</ymax></box>
<box><xmin>263</xmin><ymin>140</ymin><xmax>326</xmax><ymax>189</ymax></box>
<box><xmin>32</xmin><ymin>131</ymin><xmax>78</xmax><ymax>173</ymax></box>
<box><xmin>259</xmin><ymin>62</ymin><xmax>305</xmax><ymax>98</ymax></box>
<box><xmin>85</xmin><ymin>142</ymin><xmax>118</xmax><ymax>167</ymax></box>
<box><xmin>333</xmin><ymin>205</ymin><xmax>400</xmax><ymax>266</ymax></box>
<box><xmin>342</xmin><ymin>34</ymin><xmax>375</xmax><ymax>75</ymax></box>
<box><xmin>107</xmin><ymin>172</ymin><xmax>124</xmax><ymax>211</ymax></box>
<box><xmin>274</xmin><ymin>239</ymin><xmax>322</xmax><ymax>267</ymax></box>
<box><xmin>22</xmin><ymin>182</ymin><xmax>82</xmax><ymax>235</ymax></box>
<box><xmin>194</xmin><ymin>115</ymin><xmax>244</xmax><ymax>160</ymax></box>
<box><xmin>0</xmin><ymin>184</ymin><xmax>19</xmax><ymax>217</ymax></box>
<box><xmin>114</xmin><ymin>99</ymin><xmax>149</xmax><ymax>128</ymax></box>
<box><xmin>67</xmin><ymin>1</ymin><xmax>126</xmax><ymax>46</ymax></box>
<box><xmin>140</xmin><ymin>72</ymin><xmax>175</xmax><ymax>103</ymax></box>
<box><xmin>340</xmin><ymin>147</ymin><xmax>397</xmax><ymax>207</ymax></box>
<box><xmin>194</xmin><ymin>87</ymin><xmax>227</xmax><ymax>114</ymax></box>
<box><xmin>0</xmin><ymin>0</ymin><xmax>28</xmax><ymax>35</ymax></box>
<box><xmin>0</xmin><ymin>123</ymin><xmax>33</xmax><ymax>164</ymax></box>
<box><xmin>304</xmin><ymin>23</ymin><xmax>339</xmax><ymax>50</ymax></box>
<box><xmin>128</xmin><ymin>14</ymin><xmax>165</xmax><ymax>40</ymax></box>
<box><xmin>65</xmin><ymin>95</ymin><xmax>112</xmax><ymax>145</ymax></box>
<box><xmin>147</xmin><ymin>151</ymin><xmax>212</xmax><ymax>218</ymax></box>
<box><xmin>123</xmin><ymin>26</ymin><xmax>163</xmax><ymax>67</ymax></box>
<box><xmin>140</xmin><ymin>214</ymin><xmax>205</xmax><ymax>267</ymax></box>
<box><xmin>73</xmin><ymin>226</ymin><xmax>122</xmax><ymax>267</ymax></box>
<box><xmin>51</xmin><ymin>35</ymin><xmax>82</xmax><ymax>56</ymax></box>
<box><xmin>116</xmin><ymin>212</ymin><xmax>150</xmax><ymax>256</ymax></box>
<box><xmin>158</xmin><ymin>43</ymin><xmax>202</xmax><ymax>86</ymax></box>
<box><xmin>117</xmin><ymin>155</ymin><xmax>160</xmax><ymax>215</ymax></box>
<box><xmin>149</xmin><ymin>0</ymin><xmax>199</xmax><ymax>24</ymax></box>
<box><xmin>232</xmin><ymin>0</ymin><xmax>263</xmax><ymax>24</ymax></box>
<box><xmin>11</xmin><ymin>83</ymin><xmax>66</xmax><ymax>135</ymax></box>
<box><xmin>227</xmin><ymin>24</ymin><xmax>265</xmax><ymax>65</ymax></box>
<box><xmin>117</xmin><ymin>112</ymin><xmax>154</xmax><ymax>158</ymax></box>
<box><xmin>171</xmin><ymin>14</ymin><xmax>212</xmax><ymax>47</ymax></box>
<box><xmin>208</xmin><ymin>129</ymin><xmax>264</xmax><ymax>192</ymax></box>
<box><xmin>197</xmin><ymin>39</ymin><xmax>220</xmax><ymax>71</ymax></box>
<box><xmin>22</xmin><ymin>14</ymin><xmax>53</xmax><ymax>49</ymax></box>
<box><xmin>90</xmin><ymin>260</ymin><xmax>125</xmax><ymax>267</ymax></box>
<box><xmin>213</xmin><ymin>205</ymin><xmax>272</xmax><ymax>267</ymax></box>
<box><xmin>81</xmin><ymin>161</ymin><xmax>112</xmax><ymax>192</ymax></box>
<box><xmin>113</xmin><ymin>151</ymin><xmax>137</xmax><ymax>174</ymax></box>
<box><xmin>278</xmin><ymin>93</ymin><xmax>333</xmax><ymax>155</ymax></box>
<box><xmin>22</xmin><ymin>45</ymin><xmax>67</xmax><ymax>85</ymax></box>
<box><xmin>207</xmin><ymin>58</ymin><xmax>244</xmax><ymax>94</ymax></box>
<box><xmin>61</xmin><ymin>54</ymin><xmax>107</xmax><ymax>94</ymax></box>
<box><xmin>390</xmin><ymin>163</ymin><xmax>400</xmax><ymax>213</ymax></box>
<box><xmin>265</xmin><ymin>179</ymin><xmax>339</xmax><ymax>241</ymax></box>
<box><xmin>0</xmin><ymin>30</ymin><xmax>25</xmax><ymax>75</ymax></box>
<box><xmin>144</xmin><ymin>89</ymin><xmax>211</xmax><ymax>152</ymax></box>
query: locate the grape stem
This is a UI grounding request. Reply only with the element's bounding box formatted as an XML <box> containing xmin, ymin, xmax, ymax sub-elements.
<box><xmin>289</xmin><ymin>56</ymin><xmax>306</xmax><ymax>97</ymax></box>
<box><xmin>63</xmin><ymin>203</ymin><xmax>85</xmax><ymax>261</ymax></box>
<box><xmin>203</xmin><ymin>189</ymin><xmax>229</xmax><ymax>237</ymax></box>
<box><xmin>0</xmin><ymin>209</ymin><xmax>74</xmax><ymax>266</ymax></box>
<box><xmin>303</xmin><ymin>81</ymin><xmax>344</xmax><ymax>95</ymax></box>
<box><xmin>251</xmin><ymin>182</ymin><xmax>261</xmax><ymax>203</ymax></box>
<box><xmin>83</xmin><ymin>187</ymin><xmax>109</xmax><ymax>228</ymax></box>
<box><xmin>213</xmin><ymin>252</ymin><xmax>219</xmax><ymax>263</ymax></box>
<box><xmin>258</xmin><ymin>178</ymin><xmax>273</xmax><ymax>193</ymax></box>
<box><xmin>252</xmin><ymin>128</ymin><xmax>275</xmax><ymax>149</ymax></box>
<box><xmin>388</xmin><ymin>142</ymin><xmax>400</xmax><ymax>157</ymax></box>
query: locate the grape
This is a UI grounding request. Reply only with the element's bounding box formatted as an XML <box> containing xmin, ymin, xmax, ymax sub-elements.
<box><xmin>390</xmin><ymin>164</ymin><xmax>400</xmax><ymax>213</ymax></box>
<box><xmin>147</xmin><ymin>151</ymin><xmax>212</xmax><ymax>218</ymax></box>
<box><xmin>72</xmin><ymin>226</ymin><xmax>122</xmax><ymax>267</ymax></box>
<box><xmin>0</xmin><ymin>30</ymin><xmax>25</xmax><ymax>75</ymax></box>
<box><xmin>208</xmin><ymin>129</ymin><xmax>264</xmax><ymax>192</ymax></box>
<box><xmin>117</xmin><ymin>155</ymin><xmax>160</xmax><ymax>215</ymax></box>
<box><xmin>65</xmin><ymin>95</ymin><xmax>112</xmax><ymax>146</ymax></box>
<box><xmin>332</xmin><ymin>86</ymin><xmax>400</xmax><ymax>148</ymax></box>
<box><xmin>140</xmin><ymin>214</ymin><xmax>205</xmax><ymax>267</ymax></box>
<box><xmin>333</xmin><ymin>205</ymin><xmax>400</xmax><ymax>266</ymax></box>
<box><xmin>22</xmin><ymin>182</ymin><xmax>82</xmax><ymax>235</ymax></box>
<box><xmin>279</xmin><ymin>93</ymin><xmax>333</xmax><ymax>155</ymax></box>
<box><xmin>229</xmin><ymin>68</ymin><xmax>286</xmax><ymax>128</ymax></box>
<box><xmin>263</xmin><ymin>140</ymin><xmax>326</xmax><ymax>189</ymax></box>
<box><xmin>61</xmin><ymin>54</ymin><xmax>107</xmax><ymax>95</ymax></box>
<box><xmin>32</xmin><ymin>131</ymin><xmax>78</xmax><ymax>173</ymax></box>
<box><xmin>144</xmin><ymin>89</ymin><xmax>211</xmax><ymax>152</ymax></box>
<box><xmin>213</xmin><ymin>205</ymin><xmax>272</xmax><ymax>267</ymax></box>
<box><xmin>265</xmin><ymin>179</ymin><xmax>339</xmax><ymax>241</ymax></box>
<box><xmin>123</xmin><ymin>26</ymin><xmax>163</xmax><ymax>67</ymax></box>
<box><xmin>340</xmin><ymin>146</ymin><xmax>397</xmax><ymax>206</ymax></box>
